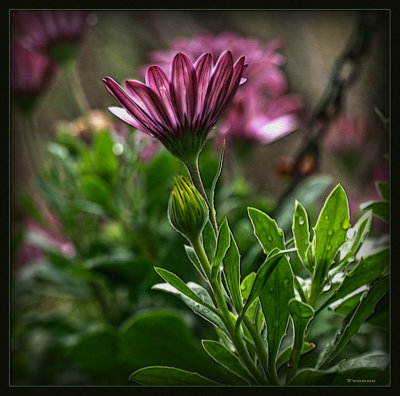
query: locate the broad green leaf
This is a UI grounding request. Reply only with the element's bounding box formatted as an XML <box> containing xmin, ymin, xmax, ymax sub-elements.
<box><xmin>286</xmin><ymin>299</ymin><xmax>314</xmax><ymax>382</ymax></box>
<box><xmin>276</xmin><ymin>342</ymin><xmax>316</xmax><ymax>370</ymax></box>
<box><xmin>223</xmin><ymin>229</ymin><xmax>242</xmax><ymax>312</ymax></box>
<box><xmin>212</xmin><ymin>218</ymin><xmax>231</xmax><ymax>277</ymax></box>
<box><xmin>154</xmin><ymin>267</ymin><xmax>215</xmax><ymax>311</ymax></box>
<box><xmin>202</xmin><ymin>221</ymin><xmax>217</xmax><ymax>263</ymax></box>
<box><xmin>260</xmin><ymin>257</ymin><xmax>295</xmax><ymax>376</ymax></box>
<box><xmin>317</xmin><ymin>275</ymin><xmax>389</xmax><ymax>368</ymax></box>
<box><xmin>319</xmin><ymin>248</ymin><xmax>389</xmax><ymax>312</ymax></box>
<box><xmin>94</xmin><ymin>130</ymin><xmax>118</xmax><ymax>183</ymax></box>
<box><xmin>240</xmin><ymin>273</ymin><xmax>256</xmax><ymax>300</ymax></box>
<box><xmin>376</xmin><ymin>181</ymin><xmax>389</xmax><ymax>201</ymax></box>
<box><xmin>360</xmin><ymin>200</ymin><xmax>389</xmax><ymax>222</ymax></box>
<box><xmin>292</xmin><ymin>201</ymin><xmax>311</xmax><ymax>271</ymax></box>
<box><xmin>312</xmin><ymin>184</ymin><xmax>350</xmax><ymax>288</ymax></box>
<box><xmin>120</xmin><ymin>310</ymin><xmax>239</xmax><ymax>384</ymax></box>
<box><xmin>81</xmin><ymin>174</ymin><xmax>112</xmax><ymax>210</ymax></box>
<box><xmin>130</xmin><ymin>366</ymin><xmax>220</xmax><ymax>385</ymax></box>
<box><xmin>248</xmin><ymin>207</ymin><xmax>285</xmax><ymax>255</ymax></box>
<box><xmin>236</xmin><ymin>249</ymin><xmax>295</xmax><ymax>329</ymax></box>
<box><xmin>338</xmin><ymin>210</ymin><xmax>372</xmax><ymax>263</ymax></box>
<box><xmin>289</xmin><ymin>352</ymin><xmax>389</xmax><ymax>385</ymax></box>
<box><xmin>184</xmin><ymin>245</ymin><xmax>207</xmax><ymax>281</ymax></box>
<box><xmin>201</xmin><ymin>340</ymin><xmax>251</xmax><ymax>384</ymax></box>
<box><xmin>152</xmin><ymin>282</ymin><xmax>227</xmax><ymax>334</ymax></box>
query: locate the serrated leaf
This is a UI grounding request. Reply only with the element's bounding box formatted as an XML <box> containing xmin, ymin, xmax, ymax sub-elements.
<box><xmin>201</xmin><ymin>340</ymin><xmax>251</xmax><ymax>384</ymax></box>
<box><xmin>292</xmin><ymin>201</ymin><xmax>311</xmax><ymax>271</ymax></box>
<box><xmin>312</xmin><ymin>184</ymin><xmax>350</xmax><ymax>288</ymax></box>
<box><xmin>248</xmin><ymin>207</ymin><xmax>285</xmax><ymax>255</ymax></box>
<box><xmin>202</xmin><ymin>221</ymin><xmax>217</xmax><ymax>263</ymax></box>
<box><xmin>152</xmin><ymin>282</ymin><xmax>227</xmax><ymax>334</ymax></box>
<box><xmin>212</xmin><ymin>218</ymin><xmax>231</xmax><ymax>277</ymax></box>
<box><xmin>260</xmin><ymin>257</ymin><xmax>295</xmax><ymax>377</ymax></box>
<box><xmin>319</xmin><ymin>248</ymin><xmax>389</xmax><ymax>312</ymax></box>
<box><xmin>317</xmin><ymin>275</ymin><xmax>389</xmax><ymax>368</ymax></box>
<box><xmin>223</xmin><ymin>228</ymin><xmax>242</xmax><ymax>312</ymax></box>
<box><xmin>130</xmin><ymin>366</ymin><xmax>220</xmax><ymax>385</ymax></box>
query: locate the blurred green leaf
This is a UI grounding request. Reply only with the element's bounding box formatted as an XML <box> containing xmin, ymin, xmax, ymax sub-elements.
<box><xmin>81</xmin><ymin>175</ymin><xmax>113</xmax><ymax>211</ymax></box>
<box><xmin>376</xmin><ymin>181</ymin><xmax>389</xmax><ymax>201</ymax></box>
<box><xmin>360</xmin><ymin>201</ymin><xmax>389</xmax><ymax>222</ymax></box>
<box><xmin>93</xmin><ymin>130</ymin><xmax>118</xmax><ymax>183</ymax></box>
<box><xmin>130</xmin><ymin>366</ymin><xmax>220</xmax><ymax>385</ymax></box>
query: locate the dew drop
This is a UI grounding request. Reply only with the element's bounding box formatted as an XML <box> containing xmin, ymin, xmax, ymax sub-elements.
<box><xmin>267</xmin><ymin>235</ymin><xmax>272</xmax><ymax>241</ymax></box>
<box><xmin>324</xmin><ymin>215</ymin><xmax>329</xmax><ymax>220</ymax></box>
<box><xmin>327</xmin><ymin>245</ymin><xmax>332</xmax><ymax>251</ymax></box>
<box><xmin>341</xmin><ymin>219</ymin><xmax>350</xmax><ymax>230</ymax></box>
<box><xmin>299</xmin><ymin>216</ymin><xmax>305</xmax><ymax>226</ymax></box>
<box><xmin>327</xmin><ymin>230</ymin><xmax>333</xmax><ymax>236</ymax></box>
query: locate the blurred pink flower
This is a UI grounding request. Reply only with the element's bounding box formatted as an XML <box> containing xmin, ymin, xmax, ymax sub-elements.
<box><xmin>148</xmin><ymin>32</ymin><xmax>303</xmax><ymax>144</ymax></box>
<box><xmin>323</xmin><ymin>116</ymin><xmax>368</xmax><ymax>153</ymax></box>
<box><xmin>12</xmin><ymin>10</ymin><xmax>94</xmax><ymax>64</ymax></box>
<box><xmin>11</xmin><ymin>39</ymin><xmax>57</xmax><ymax>109</ymax></box>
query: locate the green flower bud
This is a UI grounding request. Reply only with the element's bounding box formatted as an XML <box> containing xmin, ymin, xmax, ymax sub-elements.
<box><xmin>168</xmin><ymin>176</ymin><xmax>209</xmax><ymax>241</ymax></box>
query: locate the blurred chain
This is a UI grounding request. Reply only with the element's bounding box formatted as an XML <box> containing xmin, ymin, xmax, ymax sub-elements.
<box><xmin>274</xmin><ymin>11</ymin><xmax>384</xmax><ymax>211</ymax></box>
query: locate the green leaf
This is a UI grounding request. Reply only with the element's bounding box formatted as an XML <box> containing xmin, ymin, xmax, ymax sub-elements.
<box><xmin>240</xmin><ymin>272</ymin><xmax>256</xmax><ymax>300</ymax></box>
<box><xmin>93</xmin><ymin>130</ymin><xmax>118</xmax><ymax>183</ymax></box>
<box><xmin>210</xmin><ymin>141</ymin><xmax>225</xmax><ymax>221</ymax></box>
<box><xmin>154</xmin><ymin>267</ymin><xmax>215</xmax><ymax>310</ymax></box>
<box><xmin>236</xmin><ymin>249</ymin><xmax>294</xmax><ymax>329</ymax></box>
<box><xmin>81</xmin><ymin>174</ymin><xmax>113</xmax><ymax>210</ymax></box>
<box><xmin>289</xmin><ymin>352</ymin><xmax>389</xmax><ymax>385</ymax></box>
<box><xmin>130</xmin><ymin>366</ymin><xmax>220</xmax><ymax>385</ymax></box>
<box><xmin>286</xmin><ymin>299</ymin><xmax>314</xmax><ymax>382</ymax></box>
<box><xmin>248</xmin><ymin>207</ymin><xmax>285</xmax><ymax>255</ymax></box>
<box><xmin>276</xmin><ymin>342</ymin><xmax>316</xmax><ymax>370</ymax></box>
<box><xmin>376</xmin><ymin>181</ymin><xmax>389</xmax><ymax>201</ymax></box>
<box><xmin>338</xmin><ymin>210</ymin><xmax>372</xmax><ymax>264</ymax></box>
<box><xmin>120</xmin><ymin>310</ymin><xmax>238</xmax><ymax>384</ymax></box>
<box><xmin>292</xmin><ymin>201</ymin><xmax>311</xmax><ymax>271</ymax></box>
<box><xmin>212</xmin><ymin>218</ymin><xmax>231</xmax><ymax>277</ymax></box>
<box><xmin>184</xmin><ymin>245</ymin><xmax>207</xmax><ymax>281</ymax></box>
<box><xmin>201</xmin><ymin>340</ymin><xmax>251</xmax><ymax>384</ymax></box>
<box><xmin>202</xmin><ymin>220</ymin><xmax>217</xmax><ymax>263</ymax></box>
<box><xmin>360</xmin><ymin>201</ymin><xmax>389</xmax><ymax>222</ymax></box>
<box><xmin>317</xmin><ymin>275</ymin><xmax>389</xmax><ymax>368</ymax></box>
<box><xmin>312</xmin><ymin>184</ymin><xmax>350</xmax><ymax>288</ymax></box>
<box><xmin>260</xmin><ymin>257</ymin><xmax>295</xmax><ymax>375</ymax></box>
<box><xmin>319</xmin><ymin>248</ymin><xmax>389</xmax><ymax>312</ymax></box>
<box><xmin>223</xmin><ymin>228</ymin><xmax>242</xmax><ymax>312</ymax></box>
<box><xmin>152</xmin><ymin>282</ymin><xmax>227</xmax><ymax>334</ymax></box>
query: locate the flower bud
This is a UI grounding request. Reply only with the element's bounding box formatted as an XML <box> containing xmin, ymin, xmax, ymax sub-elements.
<box><xmin>168</xmin><ymin>176</ymin><xmax>209</xmax><ymax>241</ymax></box>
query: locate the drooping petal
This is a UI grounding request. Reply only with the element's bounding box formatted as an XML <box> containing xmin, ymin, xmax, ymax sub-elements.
<box><xmin>193</xmin><ymin>53</ymin><xmax>213</xmax><ymax>121</ymax></box>
<box><xmin>102</xmin><ymin>76</ymin><xmax>164</xmax><ymax>138</ymax></box>
<box><xmin>202</xmin><ymin>51</ymin><xmax>233</xmax><ymax>125</ymax></box>
<box><xmin>170</xmin><ymin>53</ymin><xmax>197</xmax><ymax>128</ymax></box>
<box><xmin>108</xmin><ymin>106</ymin><xmax>154</xmax><ymax>136</ymax></box>
<box><xmin>125</xmin><ymin>80</ymin><xmax>174</xmax><ymax>130</ymax></box>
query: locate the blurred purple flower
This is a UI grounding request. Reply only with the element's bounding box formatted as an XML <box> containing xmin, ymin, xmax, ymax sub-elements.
<box><xmin>149</xmin><ymin>32</ymin><xmax>303</xmax><ymax>145</ymax></box>
<box><xmin>103</xmin><ymin>51</ymin><xmax>247</xmax><ymax>161</ymax></box>
<box><xmin>323</xmin><ymin>116</ymin><xmax>368</xmax><ymax>153</ymax></box>
<box><xmin>12</xmin><ymin>10</ymin><xmax>94</xmax><ymax>64</ymax></box>
<box><xmin>11</xmin><ymin>39</ymin><xmax>57</xmax><ymax>110</ymax></box>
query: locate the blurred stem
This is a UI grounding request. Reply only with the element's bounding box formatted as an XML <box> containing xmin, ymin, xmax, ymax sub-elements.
<box><xmin>191</xmin><ymin>237</ymin><xmax>267</xmax><ymax>385</ymax></box>
<box><xmin>65</xmin><ymin>62</ymin><xmax>93</xmax><ymax>130</ymax></box>
<box><xmin>184</xmin><ymin>154</ymin><xmax>218</xmax><ymax>235</ymax></box>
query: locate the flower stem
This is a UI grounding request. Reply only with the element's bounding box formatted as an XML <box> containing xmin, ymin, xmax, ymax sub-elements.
<box><xmin>191</xmin><ymin>237</ymin><xmax>267</xmax><ymax>385</ymax></box>
<box><xmin>184</xmin><ymin>155</ymin><xmax>218</xmax><ymax>235</ymax></box>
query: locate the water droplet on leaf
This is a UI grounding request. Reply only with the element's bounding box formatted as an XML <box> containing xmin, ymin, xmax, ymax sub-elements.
<box><xmin>299</xmin><ymin>216</ymin><xmax>305</xmax><ymax>225</ymax></box>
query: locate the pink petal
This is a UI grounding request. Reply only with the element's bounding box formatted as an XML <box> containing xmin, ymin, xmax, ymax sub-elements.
<box><xmin>145</xmin><ymin>65</ymin><xmax>177</xmax><ymax>128</ymax></box>
<box><xmin>108</xmin><ymin>106</ymin><xmax>154</xmax><ymax>136</ymax></box>
<box><xmin>250</xmin><ymin>114</ymin><xmax>300</xmax><ymax>143</ymax></box>
<box><xmin>170</xmin><ymin>52</ymin><xmax>197</xmax><ymax>128</ymax></box>
<box><xmin>125</xmin><ymin>80</ymin><xmax>174</xmax><ymax>130</ymax></box>
<box><xmin>194</xmin><ymin>53</ymin><xmax>213</xmax><ymax>121</ymax></box>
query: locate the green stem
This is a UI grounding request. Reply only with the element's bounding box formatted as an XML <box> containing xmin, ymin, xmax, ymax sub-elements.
<box><xmin>191</xmin><ymin>237</ymin><xmax>267</xmax><ymax>385</ymax></box>
<box><xmin>184</xmin><ymin>155</ymin><xmax>219</xmax><ymax>235</ymax></box>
